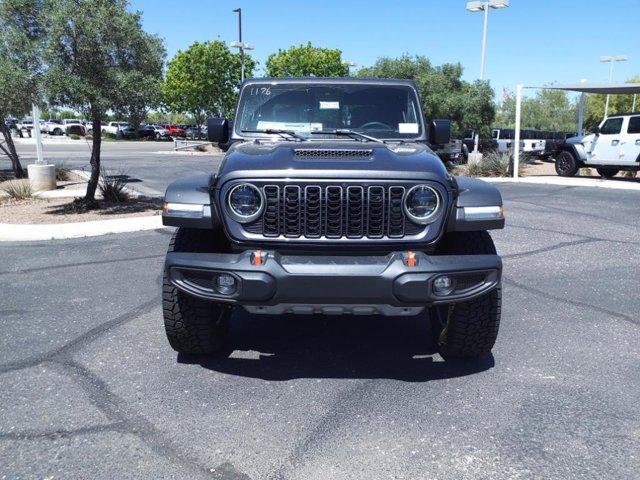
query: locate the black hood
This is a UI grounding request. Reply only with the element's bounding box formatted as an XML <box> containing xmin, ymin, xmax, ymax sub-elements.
<box><xmin>215</xmin><ymin>140</ymin><xmax>450</xmax><ymax>187</ymax></box>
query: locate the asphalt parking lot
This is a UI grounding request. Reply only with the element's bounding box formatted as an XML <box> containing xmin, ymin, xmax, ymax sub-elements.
<box><xmin>6</xmin><ymin>140</ymin><xmax>224</xmax><ymax>196</ymax></box>
<box><xmin>1</xmin><ymin>177</ymin><xmax>639</xmax><ymax>479</ymax></box>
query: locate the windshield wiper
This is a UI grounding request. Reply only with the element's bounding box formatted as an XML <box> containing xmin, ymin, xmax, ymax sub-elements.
<box><xmin>310</xmin><ymin>129</ymin><xmax>383</xmax><ymax>143</ymax></box>
<box><xmin>241</xmin><ymin>129</ymin><xmax>306</xmax><ymax>141</ymax></box>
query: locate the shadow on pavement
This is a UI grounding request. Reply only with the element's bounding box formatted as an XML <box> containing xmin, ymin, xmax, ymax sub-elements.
<box><xmin>178</xmin><ymin>309</ymin><xmax>494</xmax><ymax>382</ymax></box>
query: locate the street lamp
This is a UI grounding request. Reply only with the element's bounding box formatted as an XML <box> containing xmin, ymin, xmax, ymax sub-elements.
<box><xmin>466</xmin><ymin>0</ymin><xmax>509</xmax><ymax>81</ymax></box>
<box><xmin>599</xmin><ymin>54</ymin><xmax>628</xmax><ymax>117</ymax></box>
<box><xmin>466</xmin><ymin>0</ymin><xmax>509</xmax><ymax>155</ymax></box>
<box><xmin>231</xmin><ymin>8</ymin><xmax>254</xmax><ymax>82</ymax></box>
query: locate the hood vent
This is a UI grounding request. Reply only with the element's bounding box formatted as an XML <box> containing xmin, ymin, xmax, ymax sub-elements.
<box><xmin>294</xmin><ymin>148</ymin><xmax>373</xmax><ymax>160</ymax></box>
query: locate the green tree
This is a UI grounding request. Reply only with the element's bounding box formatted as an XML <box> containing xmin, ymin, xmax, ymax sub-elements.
<box><xmin>265</xmin><ymin>43</ymin><xmax>348</xmax><ymax>78</ymax></box>
<box><xmin>163</xmin><ymin>41</ymin><xmax>252</xmax><ymax>125</ymax></box>
<box><xmin>0</xmin><ymin>0</ymin><xmax>44</xmax><ymax>178</ymax></box>
<box><xmin>358</xmin><ymin>55</ymin><xmax>495</xmax><ymax>137</ymax></box>
<box><xmin>584</xmin><ymin>76</ymin><xmax>640</xmax><ymax>131</ymax></box>
<box><xmin>42</xmin><ymin>0</ymin><xmax>165</xmax><ymax>203</ymax></box>
<box><xmin>114</xmin><ymin>74</ymin><xmax>163</xmax><ymax>130</ymax></box>
<box><xmin>496</xmin><ymin>89</ymin><xmax>578</xmax><ymax>132</ymax></box>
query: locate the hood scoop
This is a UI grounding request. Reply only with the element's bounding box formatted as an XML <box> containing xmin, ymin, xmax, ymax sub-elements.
<box><xmin>293</xmin><ymin>148</ymin><xmax>373</xmax><ymax>160</ymax></box>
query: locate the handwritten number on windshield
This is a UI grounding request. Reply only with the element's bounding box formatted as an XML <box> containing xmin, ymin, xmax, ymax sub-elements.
<box><xmin>250</xmin><ymin>87</ymin><xmax>271</xmax><ymax>96</ymax></box>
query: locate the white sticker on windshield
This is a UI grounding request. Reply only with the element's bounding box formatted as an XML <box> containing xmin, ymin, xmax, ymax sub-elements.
<box><xmin>256</xmin><ymin>121</ymin><xmax>323</xmax><ymax>132</ymax></box>
<box><xmin>398</xmin><ymin>123</ymin><xmax>419</xmax><ymax>134</ymax></box>
<box><xmin>319</xmin><ymin>101</ymin><xmax>340</xmax><ymax>110</ymax></box>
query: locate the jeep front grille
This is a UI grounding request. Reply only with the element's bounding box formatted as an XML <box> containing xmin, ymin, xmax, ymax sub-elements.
<box><xmin>244</xmin><ymin>184</ymin><xmax>424</xmax><ymax>240</ymax></box>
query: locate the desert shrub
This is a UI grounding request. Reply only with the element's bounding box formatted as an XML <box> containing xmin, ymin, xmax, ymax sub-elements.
<box><xmin>580</xmin><ymin>167</ymin><xmax>592</xmax><ymax>177</ymax></box>
<box><xmin>103</xmin><ymin>132</ymin><xmax>118</xmax><ymax>140</ymax></box>
<box><xmin>466</xmin><ymin>152</ymin><xmax>526</xmax><ymax>178</ymax></box>
<box><xmin>69</xmin><ymin>133</ymin><xmax>80</xmax><ymax>140</ymax></box>
<box><xmin>1</xmin><ymin>180</ymin><xmax>32</xmax><ymax>200</ymax></box>
<box><xmin>55</xmin><ymin>161</ymin><xmax>71</xmax><ymax>181</ymax></box>
<box><xmin>99</xmin><ymin>170</ymin><xmax>129</xmax><ymax>202</ymax></box>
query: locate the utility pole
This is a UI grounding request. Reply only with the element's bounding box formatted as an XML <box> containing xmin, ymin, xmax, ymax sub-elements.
<box><xmin>231</xmin><ymin>8</ymin><xmax>253</xmax><ymax>83</ymax></box>
<box><xmin>599</xmin><ymin>54</ymin><xmax>627</xmax><ymax>118</ymax></box>
<box><xmin>466</xmin><ymin>0</ymin><xmax>509</xmax><ymax>155</ymax></box>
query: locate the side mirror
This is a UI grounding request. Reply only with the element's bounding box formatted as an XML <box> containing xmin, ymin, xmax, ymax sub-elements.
<box><xmin>429</xmin><ymin>119</ymin><xmax>451</xmax><ymax>145</ymax></box>
<box><xmin>593</xmin><ymin>126</ymin><xmax>600</xmax><ymax>135</ymax></box>
<box><xmin>207</xmin><ymin>117</ymin><xmax>229</xmax><ymax>144</ymax></box>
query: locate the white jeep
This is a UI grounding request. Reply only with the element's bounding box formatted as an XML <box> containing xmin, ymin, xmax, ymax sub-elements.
<box><xmin>555</xmin><ymin>113</ymin><xmax>640</xmax><ymax>178</ymax></box>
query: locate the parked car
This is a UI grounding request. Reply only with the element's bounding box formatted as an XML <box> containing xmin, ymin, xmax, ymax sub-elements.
<box><xmin>103</xmin><ymin>121</ymin><xmax>131</xmax><ymax>135</ymax></box>
<box><xmin>491</xmin><ymin>128</ymin><xmax>527</xmax><ymax>154</ymax></box>
<box><xmin>138</xmin><ymin>124</ymin><xmax>169</xmax><ymax>140</ymax></box>
<box><xmin>116</xmin><ymin>125</ymin><xmax>137</xmax><ymax>139</ymax></box>
<box><xmin>5</xmin><ymin>118</ymin><xmax>18</xmax><ymax>130</ymax></box>
<box><xmin>41</xmin><ymin>119</ymin><xmax>64</xmax><ymax>135</ymax></box>
<box><xmin>62</xmin><ymin>119</ymin><xmax>85</xmax><ymax>133</ymax></box>
<box><xmin>555</xmin><ymin>112</ymin><xmax>640</xmax><ymax>178</ymax></box>
<box><xmin>84</xmin><ymin>121</ymin><xmax>106</xmax><ymax>133</ymax></box>
<box><xmin>15</xmin><ymin>119</ymin><xmax>34</xmax><ymax>137</ymax></box>
<box><xmin>137</xmin><ymin>124</ymin><xmax>156</xmax><ymax>139</ymax></box>
<box><xmin>184</xmin><ymin>125</ymin><xmax>206</xmax><ymax>139</ymax></box>
<box><xmin>462</xmin><ymin>129</ymin><xmax>499</xmax><ymax>155</ymax></box>
<box><xmin>160</xmin><ymin>77</ymin><xmax>505</xmax><ymax>360</ymax></box>
<box><xmin>164</xmin><ymin>124</ymin><xmax>186</xmax><ymax>137</ymax></box>
<box><xmin>66</xmin><ymin>124</ymin><xmax>86</xmax><ymax>136</ymax></box>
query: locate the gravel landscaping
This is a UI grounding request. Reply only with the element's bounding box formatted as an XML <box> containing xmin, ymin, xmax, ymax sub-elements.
<box><xmin>0</xmin><ymin>196</ymin><xmax>161</xmax><ymax>224</ymax></box>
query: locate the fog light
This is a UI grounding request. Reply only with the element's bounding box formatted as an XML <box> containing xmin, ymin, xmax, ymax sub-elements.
<box><xmin>215</xmin><ymin>274</ymin><xmax>237</xmax><ymax>295</ymax></box>
<box><xmin>433</xmin><ymin>275</ymin><xmax>455</xmax><ymax>295</ymax></box>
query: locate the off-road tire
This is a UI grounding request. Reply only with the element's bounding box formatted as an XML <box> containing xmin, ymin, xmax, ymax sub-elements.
<box><xmin>596</xmin><ymin>167</ymin><xmax>619</xmax><ymax>179</ymax></box>
<box><xmin>163</xmin><ymin>228</ymin><xmax>232</xmax><ymax>354</ymax></box>
<box><xmin>430</xmin><ymin>231</ymin><xmax>501</xmax><ymax>359</ymax></box>
<box><xmin>555</xmin><ymin>151</ymin><xmax>579</xmax><ymax>177</ymax></box>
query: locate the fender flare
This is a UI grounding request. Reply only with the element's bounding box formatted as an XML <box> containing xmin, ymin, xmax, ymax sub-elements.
<box><xmin>162</xmin><ymin>174</ymin><xmax>219</xmax><ymax>229</ymax></box>
<box><xmin>447</xmin><ymin>176</ymin><xmax>505</xmax><ymax>232</ymax></box>
<box><xmin>558</xmin><ymin>142</ymin><xmax>587</xmax><ymax>163</ymax></box>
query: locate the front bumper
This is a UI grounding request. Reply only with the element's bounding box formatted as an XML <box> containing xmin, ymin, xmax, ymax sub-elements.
<box><xmin>165</xmin><ymin>250</ymin><xmax>501</xmax><ymax>315</ymax></box>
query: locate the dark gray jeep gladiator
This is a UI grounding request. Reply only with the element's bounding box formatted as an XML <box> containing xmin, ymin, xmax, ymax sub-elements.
<box><xmin>162</xmin><ymin>78</ymin><xmax>505</xmax><ymax>359</ymax></box>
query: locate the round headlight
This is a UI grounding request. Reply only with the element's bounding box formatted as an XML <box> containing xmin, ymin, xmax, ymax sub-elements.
<box><xmin>227</xmin><ymin>183</ymin><xmax>263</xmax><ymax>222</ymax></box>
<box><xmin>404</xmin><ymin>185</ymin><xmax>440</xmax><ymax>224</ymax></box>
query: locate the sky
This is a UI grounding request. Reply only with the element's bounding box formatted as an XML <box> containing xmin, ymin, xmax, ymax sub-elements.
<box><xmin>129</xmin><ymin>0</ymin><xmax>640</xmax><ymax>100</ymax></box>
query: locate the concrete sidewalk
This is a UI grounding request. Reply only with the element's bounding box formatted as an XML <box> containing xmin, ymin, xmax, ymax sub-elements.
<box><xmin>0</xmin><ymin>215</ymin><xmax>165</xmax><ymax>241</ymax></box>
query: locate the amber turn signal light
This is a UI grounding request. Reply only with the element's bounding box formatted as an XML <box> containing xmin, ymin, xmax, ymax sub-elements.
<box><xmin>251</xmin><ymin>250</ymin><xmax>266</xmax><ymax>266</ymax></box>
<box><xmin>404</xmin><ymin>251</ymin><xmax>417</xmax><ymax>267</ymax></box>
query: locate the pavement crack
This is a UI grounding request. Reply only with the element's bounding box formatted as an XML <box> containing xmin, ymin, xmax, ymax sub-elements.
<box><xmin>0</xmin><ymin>422</ymin><xmax>127</xmax><ymax>441</ymax></box>
<box><xmin>0</xmin><ymin>296</ymin><xmax>158</xmax><ymax>374</ymax></box>
<box><xmin>502</xmin><ymin>238</ymin><xmax>599</xmax><ymax>260</ymax></box>
<box><xmin>503</xmin><ymin>276</ymin><xmax>639</xmax><ymax>327</ymax></box>
<box><xmin>268</xmin><ymin>380</ymin><xmax>377</xmax><ymax>480</ymax></box>
<box><xmin>0</xmin><ymin>253</ymin><xmax>164</xmax><ymax>276</ymax></box>
<box><xmin>507</xmin><ymin>223</ymin><xmax>640</xmax><ymax>246</ymax></box>
<box><xmin>59</xmin><ymin>359</ymin><xmax>223</xmax><ymax>479</ymax></box>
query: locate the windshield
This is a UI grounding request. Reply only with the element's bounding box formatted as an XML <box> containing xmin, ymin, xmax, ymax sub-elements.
<box><xmin>235</xmin><ymin>83</ymin><xmax>423</xmax><ymax>139</ymax></box>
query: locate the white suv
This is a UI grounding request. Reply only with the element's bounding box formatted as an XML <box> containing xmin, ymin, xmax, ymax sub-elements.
<box><xmin>555</xmin><ymin>113</ymin><xmax>640</xmax><ymax>178</ymax></box>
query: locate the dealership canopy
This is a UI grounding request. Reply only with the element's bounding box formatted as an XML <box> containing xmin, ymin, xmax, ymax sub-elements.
<box><xmin>511</xmin><ymin>82</ymin><xmax>640</xmax><ymax>178</ymax></box>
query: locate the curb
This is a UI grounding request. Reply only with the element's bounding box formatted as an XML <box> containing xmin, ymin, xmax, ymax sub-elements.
<box><xmin>479</xmin><ymin>176</ymin><xmax>640</xmax><ymax>191</ymax></box>
<box><xmin>0</xmin><ymin>215</ymin><xmax>167</xmax><ymax>242</ymax></box>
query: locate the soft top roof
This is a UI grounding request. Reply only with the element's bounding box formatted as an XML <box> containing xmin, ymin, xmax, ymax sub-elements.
<box><xmin>242</xmin><ymin>77</ymin><xmax>418</xmax><ymax>88</ymax></box>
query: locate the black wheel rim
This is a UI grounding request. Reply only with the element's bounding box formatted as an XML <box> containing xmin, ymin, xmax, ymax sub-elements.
<box><xmin>557</xmin><ymin>155</ymin><xmax>571</xmax><ymax>173</ymax></box>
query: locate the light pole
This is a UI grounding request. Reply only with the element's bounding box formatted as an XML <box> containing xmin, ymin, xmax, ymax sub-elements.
<box><xmin>466</xmin><ymin>0</ymin><xmax>509</xmax><ymax>154</ymax></box>
<box><xmin>231</xmin><ymin>8</ymin><xmax>254</xmax><ymax>82</ymax></box>
<box><xmin>600</xmin><ymin>54</ymin><xmax>627</xmax><ymax>118</ymax></box>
